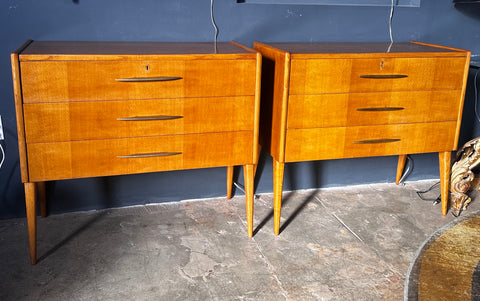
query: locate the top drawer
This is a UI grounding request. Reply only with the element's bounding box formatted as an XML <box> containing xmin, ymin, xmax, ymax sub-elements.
<box><xmin>289</xmin><ymin>57</ymin><xmax>467</xmax><ymax>94</ymax></box>
<box><xmin>20</xmin><ymin>59</ymin><xmax>257</xmax><ymax>103</ymax></box>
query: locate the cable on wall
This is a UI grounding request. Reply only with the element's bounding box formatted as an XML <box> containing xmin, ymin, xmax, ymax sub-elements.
<box><xmin>0</xmin><ymin>144</ymin><xmax>5</xmax><ymax>169</ymax></box>
<box><xmin>398</xmin><ymin>155</ymin><xmax>413</xmax><ymax>184</ymax></box>
<box><xmin>210</xmin><ymin>0</ymin><xmax>219</xmax><ymax>48</ymax></box>
<box><xmin>389</xmin><ymin>0</ymin><xmax>395</xmax><ymax>43</ymax></box>
<box><xmin>473</xmin><ymin>68</ymin><xmax>480</xmax><ymax>123</ymax></box>
<box><xmin>387</xmin><ymin>0</ymin><xmax>395</xmax><ymax>52</ymax></box>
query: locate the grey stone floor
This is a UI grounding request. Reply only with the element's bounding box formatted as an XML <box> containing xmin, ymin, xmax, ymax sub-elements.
<box><xmin>1</xmin><ymin>180</ymin><xmax>479</xmax><ymax>301</ymax></box>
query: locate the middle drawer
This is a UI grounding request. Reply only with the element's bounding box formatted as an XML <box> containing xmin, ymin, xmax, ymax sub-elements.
<box><xmin>287</xmin><ymin>90</ymin><xmax>462</xmax><ymax>129</ymax></box>
<box><xmin>24</xmin><ymin>96</ymin><xmax>255</xmax><ymax>143</ymax></box>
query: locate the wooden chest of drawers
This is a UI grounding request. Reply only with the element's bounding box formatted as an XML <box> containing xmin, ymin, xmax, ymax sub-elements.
<box><xmin>253</xmin><ymin>41</ymin><xmax>470</xmax><ymax>235</ymax></box>
<box><xmin>11</xmin><ymin>41</ymin><xmax>261</xmax><ymax>264</ymax></box>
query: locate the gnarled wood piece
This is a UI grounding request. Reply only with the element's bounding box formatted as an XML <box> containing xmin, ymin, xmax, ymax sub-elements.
<box><xmin>450</xmin><ymin>137</ymin><xmax>480</xmax><ymax>216</ymax></box>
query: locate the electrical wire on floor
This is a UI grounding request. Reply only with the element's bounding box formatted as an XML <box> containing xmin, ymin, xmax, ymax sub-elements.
<box><xmin>415</xmin><ymin>182</ymin><xmax>474</xmax><ymax>217</ymax></box>
<box><xmin>416</xmin><ymin>181</ymin><xmax>441</xmax><ymax>205</ymax></box>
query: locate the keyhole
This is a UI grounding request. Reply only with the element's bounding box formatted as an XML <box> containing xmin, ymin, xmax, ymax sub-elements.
<box><xmin>146</xmin><ymin>65</ymin><xmax>149</xmax><ymax>71</ymax></box>
<box><xmin>380</xmin><ymin>60</ymin><xmax>385</xmax><ymax>69</ymax></box>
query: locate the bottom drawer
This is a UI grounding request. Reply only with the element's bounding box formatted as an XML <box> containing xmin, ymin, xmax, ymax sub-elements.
<box><xmin>27</xmin><ymin>131</ymin><xmax>253</xmax><ymax>181</ymax></box>
<box><xmin>285</xmin><ymin>122</ymin><xmax>457</xmax><ymax>162</ymax></box>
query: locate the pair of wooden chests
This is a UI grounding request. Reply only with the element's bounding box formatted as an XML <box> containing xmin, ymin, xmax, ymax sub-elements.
<box><xmin>11</xmin><ymin>40</ymin><xmax>470</xmax><ymax>263</ymax></box>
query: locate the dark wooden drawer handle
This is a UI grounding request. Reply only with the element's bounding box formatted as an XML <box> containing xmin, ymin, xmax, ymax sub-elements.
<box><xmin>115</xmin><ymin>76</ymin><xmax>183</xmax><ymax>82</ymax></box>
<box><xmin>359</xmin><ymin>74</ymin><xmax>408</xmax><ymax>79</ymax></box>
<box><xmin>117</xmin><ymin>115</ymin><xmax>183</xmax><ymax>121</ymax></box>
<box><xmin>356</xmin><ymin>107</ymin><xmax>404</xmax><ymax>112</ymax></box>
<box><xmin>353</xmin><ymin>139</ymin><xmax>401</xmax><ymax>144</ymax></box>
<box><xmin>117</xmin><ymin>152</ymin><xmax>182</xmax><ymax>158</ymax></box>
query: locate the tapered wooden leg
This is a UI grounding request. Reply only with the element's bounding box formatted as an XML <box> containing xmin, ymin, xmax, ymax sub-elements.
<box><xmin>439</xmin><ymin>151</ymin><xmax>452</xmax><ymax>216</ymax></box>
<box><xmin>227</xmin><ymin>166</ymin><xmax>234</xmax><ymax>199</ymax></box>
<box><xmin>37</xmin><ymin>182</ymin><xmax>47</xmax><ymax>218</ymax></box>
<box><xmin>273</xmin><ymin>160</ymin><xmax>285</xmax><ymax>235</ymax></box>
<box><xmin>227</xmin><ymin>146</ymin><xmax>261</xmax><ymax>201</ymax></box>
<box><xmin>253</xmin><ymin>145</ymin><xmax>262</xmax><ymax>178</ymax></box>
<box><xmin>24</xmin><ymin>182</ymin><xmax>37</xmax><ymax>265</ymax></box>
<box><xmin>243</xmin><ymin>164</ymin><xmax>254</xmax><ymax>237</ymax></box>
<box><xmin>396</xmin><ymin>154</ymin><xmax>408</xmax><ymax>185</ymax></box>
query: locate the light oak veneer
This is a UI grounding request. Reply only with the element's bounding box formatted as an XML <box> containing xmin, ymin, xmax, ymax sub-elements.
<box><xmin>253</xmin><ymin>41</ymin><xmax>470</xmax><ymax>235</ymax></box>
<box><xmin>12</xmin><ymin>40</ymin><xmax>262</xmax><ymax>264</ymax></box>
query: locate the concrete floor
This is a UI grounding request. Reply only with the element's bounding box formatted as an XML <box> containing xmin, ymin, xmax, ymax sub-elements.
<box><xmin>1</xmin><ymin>180</ymin><xmax>479</xmax><ymax>301</ymax></box>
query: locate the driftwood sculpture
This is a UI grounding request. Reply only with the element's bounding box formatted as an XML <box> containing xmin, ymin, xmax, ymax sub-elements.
<box><xmin>450</xmin><ymin>137</ymin><xmax>480</xmax><ymax>216</ymax></box>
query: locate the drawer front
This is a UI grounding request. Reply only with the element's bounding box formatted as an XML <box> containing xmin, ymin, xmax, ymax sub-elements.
<box><xmin>24</xmin><ymin>96</ymin><xmax>255</xmax><ymax>143</ymax></box>
<box><xmin>284</xmin><ymin>122</ymin><xmax>457</xmax><ymax>162</ymax></box>
<box><xmin>20</xmin><ymin>59</ymin><xmax>257</xmax><ymax>103</ymax></box>
<box><xmin>289</xmin><ymin>57</ymin><xmax>466</xmax><ymax>94</ymax></box>
<box><xmin>287</xmin><ymin>90</ymin><xmax>462</xmax><ymax>129</ymax></box>
<box><xmin>27</xmin><ymin>131</ymin><xmax>254</xmax><ymax>181</ymax></box>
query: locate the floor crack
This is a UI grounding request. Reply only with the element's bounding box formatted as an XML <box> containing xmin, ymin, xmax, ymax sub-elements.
<box><xmin>236</xmin><ymin>195</ymin><xmax>289</xmax><ymax>299</ymax></box>
<box><xmin>313</xmin><ymin>195</ymin><xmax>405</xmax><ymax>277</ymax></box>
<box><xmin>314</xmin><ymin>196</ymin><xmax>364</xmax><ymax>243</ymax></box>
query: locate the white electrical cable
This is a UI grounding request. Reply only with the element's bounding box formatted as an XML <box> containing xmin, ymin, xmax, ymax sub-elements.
<box><xmin>387</xmin><ymin>0</ymin><xmax>395</xmax><ymax>52</ymax></box>
<box><xmin>389</xmin><ymin>0</ymin><xmax>394</xmax><ymax>44</ymax></box>
<box><xmin>0</xmin><ymin>144</ymin><xmax>5</xmax><ymax>169</ymax></box>
<box><xmin>210</xmin><ymin>0</ymin><xmax>219</xmax><ymax>46</ymax></box>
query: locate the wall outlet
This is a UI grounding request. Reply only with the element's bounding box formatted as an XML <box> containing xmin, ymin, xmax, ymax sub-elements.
<box><xmin>0</xmin><ymin>115</ymin><xmax>4</xmax><ymax>140</ymax></box>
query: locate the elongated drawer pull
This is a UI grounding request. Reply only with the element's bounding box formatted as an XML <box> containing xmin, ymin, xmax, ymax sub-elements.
<box><xmin>117</xmin><ymin>115</ymin><xmax>183</xmax><ymax>121</ymax></box>
<box><xmin>117</xmin><ymin>152</ymin><xmax>182</xmax><ymax>158</ymax></box>
<box><xmin>356</xmin><ymin>107</ymin><xmax>405</xmax><ymax>112</ymax></box>
<box><xmin>353</xmin><ymin>138</ymin><xmax>401</xmax><ymax>144</ymax></box>
<box><xmin>115</xmin><ymin>76</ymin><xmax>183</xmax><ymax>82</ymax></box>
<box><xmin>359</xmin><ymin>74</ymin><xmax>408</xmax><ymax>79</ymax></box>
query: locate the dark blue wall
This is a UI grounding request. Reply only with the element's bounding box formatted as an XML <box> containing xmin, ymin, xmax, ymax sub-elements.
<box><xmin>1</xmin><ymin>0</ymin><xmax>479</xmax><ymax>218</ymax></box>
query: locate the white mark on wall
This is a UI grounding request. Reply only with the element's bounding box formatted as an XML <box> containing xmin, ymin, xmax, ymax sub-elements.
<box><xmin>8</xmin><ymin>0</ymin><xmax>18</xmax><ymax>8</ymax></box>
<box><xmin>285</xmin><ymin>9</ymin><xmax>302</xmax><ymax>18</ymax></box>
<box><xmin>8</xmin><ymin>0</ymin><xmax>20</xmax><ymax>15</ymax></box>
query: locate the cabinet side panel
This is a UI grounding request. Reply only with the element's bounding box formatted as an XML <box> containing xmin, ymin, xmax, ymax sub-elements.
<box><xmin>11</xmin><ymin>51</ymin><xmax>29</xmax><ymax>183</ymax></box>
<box><xmin>231</xmin><ymin>42</ymin><xmax>263</xmax><ymax>163</ymax></box>
<box><xmin>253</xmin><ymin>52</ymin><xmax>262</xmax><ymax>163</ymax></box>
<box><xmin>254</xmin><ymin>42</ymin><xmax>290</xmax><ymax>162</ymax></box>
<box><xmin>453</xmin><ymin>53</ymin><xmax>471</xmax><ymax>149</ymax></box>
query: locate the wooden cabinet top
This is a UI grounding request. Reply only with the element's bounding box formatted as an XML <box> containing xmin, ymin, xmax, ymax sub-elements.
<box><xmin>254</xmin><ymin>41</ymin><xmax>470</xmax><ymax>58</ymax></box>
<box><xmin>15</xmin><ymin>40</ymin><xmax>258</xmax><ymax>61</ymax></box>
